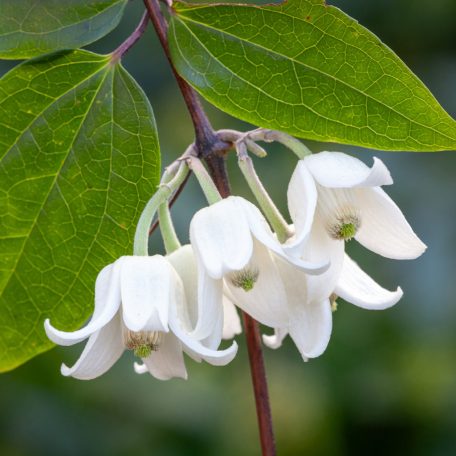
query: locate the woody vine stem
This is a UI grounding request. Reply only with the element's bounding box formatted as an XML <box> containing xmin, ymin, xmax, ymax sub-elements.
<box><xmin>141</xmin><ymin>0</ymin><xmax>277</xmax><ymax>454</ymax></box>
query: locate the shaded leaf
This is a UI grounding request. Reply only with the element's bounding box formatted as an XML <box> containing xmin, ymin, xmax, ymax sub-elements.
<box><xmin>0</xmin><ymin>50</ymin><xmax>160</xmax><ymax>372</ymax></box>
<box><xmin>0</xmin><ymin>0</ymin><xmax>127</xmax><ymax>60</ymax></box>
<box><xmin>169</xmin><ymin>0</ymin><xmax>456</xmax><ymax>151</ymax></box>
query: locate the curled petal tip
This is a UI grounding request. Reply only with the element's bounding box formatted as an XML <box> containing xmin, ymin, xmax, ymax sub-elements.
<box><xmin>262</xmin><ymin>334</ymin><xmax>281</xmax><ymax>349</ymax></box>
<box><xmin>60</xmin><ymin>363</ymin><xmax>72</xmax><ymax>377</ymax></box>
<box><xmin>133</xmin><ymin>362</ymin><xmax>148</xmax><ymax>375</ymax></box>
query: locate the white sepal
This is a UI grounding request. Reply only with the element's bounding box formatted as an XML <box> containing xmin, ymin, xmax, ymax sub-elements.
<box><xmin>335</xmin><ymin>255</ymin><xmax>403</xmax><ymax>309</ymax></box>
<box><xmin>45</xmin><ymin>260</ymin><xmax>122</xmax><ymax>346</ymax></box>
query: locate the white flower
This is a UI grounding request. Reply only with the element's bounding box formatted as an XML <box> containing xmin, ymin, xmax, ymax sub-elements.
<box><xmin>286</xmin><ymin>151</ymin><xmax>426</xmax><ymax>259</ymax></box>
<box><xmin>261</xmin><ymin>151</ymin><xmax>426</xmax><ymax>359</ymax></box>
<box><xmin>189</xmin><ymin>196</ymin><xmax>329</xmax><ymax>339</ymax></box>
<box><xmin>44</xmin><ymin>249</ymin><xmax>238</xmax><ymax>381</ymax></box>
<box><xmin>263</xmin><ymin>220</ymin><xmax>403</xmax><ymax>359</ymax></box>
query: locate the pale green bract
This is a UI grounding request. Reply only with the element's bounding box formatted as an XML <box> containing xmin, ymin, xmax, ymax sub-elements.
<box><xmin>0</xmin><ymin>50</ymin><xmax>160</xmax><ymax>372</ymax></box>
<box><xmin>169</xmin><ymin>0</ymin><xmax>456</xmax><ymax>151</ymax></box>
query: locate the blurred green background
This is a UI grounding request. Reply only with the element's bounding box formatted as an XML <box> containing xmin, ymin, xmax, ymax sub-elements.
<box><xmin>1</xmin><ymin>0</ymin><xmax>456</xmax><ymax>455</ymax></box>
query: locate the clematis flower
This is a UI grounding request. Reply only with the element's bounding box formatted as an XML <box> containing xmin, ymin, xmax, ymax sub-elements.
<box><xmin>261</xmin><ymin>151</ymin><xmax>426</xmax><ymax>359</ymax></box>
<box><xmin>262</xmin><ymin>219</ymin><xmax>404</xmax><ymax>359</ymax></box>
<box><xmin>45</xmin><ymin>249</ymin><xmax>238</xmax><ymax>381</ymax></box>
<box><xmin>286</xmin><ymin>151</ymin><xmax>426</xmax><ymax>259</ymax></box>
<box><xmin>189</xmin><ymin>196</ymin><xmax>329</xmax><ymax>339</ymax></box>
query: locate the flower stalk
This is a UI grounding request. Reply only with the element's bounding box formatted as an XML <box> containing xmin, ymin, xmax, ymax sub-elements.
<box><xmin>134</xmin><ymin>161</ymin><xmax>189</xmax><ymax>256</ymax></box>
<box><xmin>237</xmin><ymin>143</ymin><xmax>292</xmax><ymax>243</ymax></box>
<box><xmin>187</xmin><ymin>155</ymin><xmax>222</xmax><ymax>205</ymax></box>
<box><xmin>158</xmin><ymin>202</ymin><xmax>181</xmax><ymax>254</ymax></box>
<box><xmin>249</xmin><ymin>129</ymin><xmax>312</xmax><ymax>159</ymax></box>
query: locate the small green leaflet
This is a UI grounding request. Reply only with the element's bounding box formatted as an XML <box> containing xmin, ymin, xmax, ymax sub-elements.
<box><xmin>169</xmin><ymin>0</ymin><xmax>456</xmax><ymax>151</ymax></box>
<box><xmin>0</xmin><ymin>50</ymin><xmax>160</xmax><ymax>372</ymax></box>
<box><xmin>0</xmin><ymin>0</ymin><xmax>127</xmax><ymax>59</ymax></box>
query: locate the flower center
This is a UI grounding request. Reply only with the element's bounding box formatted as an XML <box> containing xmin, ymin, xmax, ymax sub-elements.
<box><xmin>230</xmin><ymin>267</ymin><xmax>259</xmax><ymax>292</ymax></box>
<box><xmin>123</xmin><ymin>329</ymin><xmax>162</xmax><ymax>358</ymax></box>
<box><xmin>328</xmin><ymin>212</ymin><xmax>361</xmax><ymax>241</ymax></box>
<box><xmin>316</xmin><ymin>187</ymin><xmax>362</xmax><ymax>241</ymax></box>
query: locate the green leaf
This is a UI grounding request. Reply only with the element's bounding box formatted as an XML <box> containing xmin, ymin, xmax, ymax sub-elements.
<box><xmin>169</xmin><ymin>0</ymin><xmax>456</xmax><ymax>151</ymax></box>
<box><xmin>0</xmin><ymin>50</ymin><xmax>160</xmax><ymax>372</ymax></box>
<box><xmin>0</xmin><ymin>0</ymin><xmax>127</xmax><ymax>60</ymax></box>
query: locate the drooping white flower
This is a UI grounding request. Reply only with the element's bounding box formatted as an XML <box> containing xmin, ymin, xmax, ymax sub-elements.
<box><xmin>286</xmin><ymin>151</ymin><xmax>426</xmax><ymax>259</ymax></box>
<box><xmin>189</xmin><ymin>196</ymin><xmax>329</xmax><ymax>339</ymax></box>
<box><xmin>45</xmin><ymin>250</ymin><xmax>238</xmax><ymax>381</ymax></box>
<box><xmin>263</xmin><ymin>219</ymin><xmax>403</xmax><ymax>359</ymax></box>
<box><xmin>260</xmin><ymin>151</ymin><xmax>425</xmax><ymax>359</ymax></box>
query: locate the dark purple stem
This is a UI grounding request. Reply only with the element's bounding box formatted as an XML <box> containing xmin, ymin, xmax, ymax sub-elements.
<box><xmin>242</xmin><ymin>313</ymin><xmax>277</xmax><ymax>456</ymax></box>
<box><xmin>143</xmin><ymin>0</ymin><xmax>231</xmax><ymax>195</ymax></box>
<box><xmin>143</xmin><ymin>1</ymin><xmax>276</xmax><ymax>453</ymax></box>
<box><xmin>111</xmin><ymin>11</ymin><xmax>150</xmax><ymax>62</ymax></box>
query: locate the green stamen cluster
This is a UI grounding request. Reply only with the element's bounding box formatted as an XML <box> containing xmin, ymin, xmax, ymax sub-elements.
<box><xmin>124</xmin><ymin>329</ymin><xmax>161</xmax><ymax>358</ymax></box>
<box><xmin>134</xmin><ymin>344</ymin><xmax>154</xmax><ymax>358</ymax></box>
<box><xmin>338</xmin><ymin>222</ymin><xmax>357</xmax><ymax>240</ymax></box>
<box><xmin>231</xmin><ymin>268</ymin><xmax>260</xmax><ymax>292</ymax></box>
<box><xmin>329</xmin><ymin>214</ymin><xmax>361</xmax><ymax>241</ymax></box>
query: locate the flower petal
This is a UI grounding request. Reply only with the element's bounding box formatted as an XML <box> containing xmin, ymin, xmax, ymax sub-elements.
<box><xmin>301</xmin><ymin>218</ymin><xmax>345</xmax><ymax>304</ymax></box>
<box><xmin>288</xmin><ymin>299</ymin><xmax>332</xmax><ymax>359</ymax></box>
<box><xmin>305</xmin><ymin>152</ymin><xmax>393</xmax><ymax>188</ymax></box>
<box><xmin>60</xmin><ymin>314</ymin><xmax>124</xmax><ymax>380</ymax></box>
<box><xmin>225</xmin><ymin>239</ymin><xmax>290</xmax><ymax>328</ymax></box>
<box><xmin>238</xmin><ymin>197</ymin><xmax>328</xmax><ymax>274</ymax></box>
<box><xmin>190</xmin><ymin>197</ymin><xmax>253</xmax><ymax>279</ymax></box>
<box><xmin>190</xmin><ymin>266</ymin><xmax>224</xmax><ymax>340</ymax></box>
<box><xmin>355</xmin><ymin>187</ymin><xmax>427</xmax><ymax>259</ymax></box>
<box><xmin>335</xmin><ymin>255</ymin><xmax>403</xmax><ymax>309</ymax></box>
<box><xmin>286</xmin><ymin>160</ymin><xmax>318</xmax><ymax>252</ymax></box>
<box><xmin>121</xmin><ymin>256</ymin><xmax>177</xmax><ymax>332</ymax></box>
<box><xmin>170</xmin><ymin>313</ymin><xmax>238</xmax><ymax>366</ymax></box>
<box><xmin>262</xmin><ymin>327</ymin><xmax>288</xmax><ymax>349</ymax></box>
<box><xmin>201</xmin><ymin>310</ymin><xmax>224</xmax><ymax>350</ymax></box>
<box><xmin>222</xmin><ymin>295</ymin><xmax>242</xmax><ymax>340</ymax></box>
<box><xmin>142</xmin><ymin>333</ymin><xmax>187</xmax><ymax>380</ymax></box>
<box><xmin>272</xmin><ymin>247</ymin><xmax>333</xmax><ymax>358</ymax></box>
<box><xmin>167</xmin><ymin>244</ymin><xmax>197</xmax><ymax>329</ymax></box>
<box><xmin>45</xmin><ymin>260</ymin><xmax>122</xmax><ymax>346</ymax></box>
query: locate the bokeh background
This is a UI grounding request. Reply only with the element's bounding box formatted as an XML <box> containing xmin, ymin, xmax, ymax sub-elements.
<box><xmin>1</xmin><ymin>0</ymin><xmax>456</xmax><ymax>454</ymax></box>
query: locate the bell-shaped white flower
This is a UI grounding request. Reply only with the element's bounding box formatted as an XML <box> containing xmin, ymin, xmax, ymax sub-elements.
<box><xmin>263</xmin><ymin>219</ymin><xmax>403</xmax><ymax>359</ymax></box>
<box><xmin>286</xmin><ymin>151</ymin><xmax>426</xmax><ymax>259</ymax></box>
<box><xmin>189</xmin><ymin>196</ymin><xmax>329</xmax><ymax>338</ymax></box>
<box><xmin>44</xmin><ymin>251</ymin><xmax>238</xmax><ymax>381</ymax></box>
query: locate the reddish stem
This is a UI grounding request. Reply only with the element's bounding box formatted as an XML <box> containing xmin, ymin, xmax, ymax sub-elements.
<box><xmin>143</xmin><ymin>1</ymin><xmax>276</xmax><ymax>453</ymax></box>
<box><xmin>111</xmin><ymin>11</ymin><xmax>149</xmax><ymax>62</ymax></box>
<box><xmin>242</xmin><ymin>312</ymin><xmax>277</xmax><ymax>456</ymax></box>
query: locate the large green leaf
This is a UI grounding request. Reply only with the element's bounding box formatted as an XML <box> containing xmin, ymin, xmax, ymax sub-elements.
<box><xmin>0</xmin><ymin>0</ymin><xmax>127</xmax><ymax>60</ymax></box>
<box><xmin>0</xmin><ymin>50</ymin><xmax>160</xmax><ymax>372</ymax></box>
<box><xmin>169</xmin><ymin>0</ymin><xmax>456</xmax><ymax>151</ymax></box>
